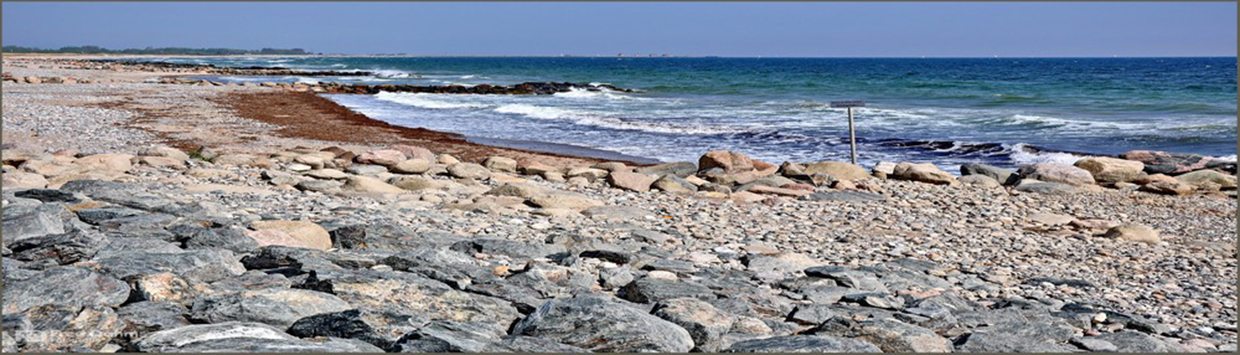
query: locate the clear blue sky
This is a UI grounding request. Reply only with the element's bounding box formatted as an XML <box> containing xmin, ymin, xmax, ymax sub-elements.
<box><xmin>3</xmin><ymin>2</ymin><xmax>1236</xmax><ymax>57</ymax></box>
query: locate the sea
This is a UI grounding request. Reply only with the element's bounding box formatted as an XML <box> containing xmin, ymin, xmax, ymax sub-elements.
<box><xmin>153</xmin><ymin>56</ymin><xmax>1237</xmax><ymax>170</ymax></box>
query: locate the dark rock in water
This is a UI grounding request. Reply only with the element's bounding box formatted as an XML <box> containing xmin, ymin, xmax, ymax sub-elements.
<box><xmin>620</xmin><ymin>277</ymin><xmax>717</xmax><ymax>303</ymax></box>
<box><xmin>480</xmin><ymin>336</ymin><xmax>592</xmax><ymax>353</ymax></box>
<box><xmin>812</xmin><ymin>318</ymin><xmax>951</xmax><ymax>352</ymax></box>
<box><xmin>94</xmin><ymin>249</ymin><xmax>246</xmax><ymax>283</ymax></box>
<box><xmin>133</xmin><ymin>321</ymin><xmax>384</xmax><ymax>352</ymax></box>
<box><xmin>188</xmin><ymin>288</ymin><xmax>351</xmax><ymax>329</ymax></box>
<box><xmin>803</xmin><ymin>191</ymin><xmax>887</xmax><ymax>202</ymax></box>
<box><xmin>13</xmin><ymin>189</ymin><xmax>81</xmax><ymax>203</ymax></box>
<box><xmin>2</xmin><ymin>266</ymin><xmax>130</xmax><ymax>313</ymax></box>
<box><xmin>4</xmin><ymin>304</ymin><xmax>125</xmax><ymax>352</ymax></box>
<box><xmin>1087</xmin><ymin>331</ymin><xmax>1175</xmax><ymax>352</ymax></box>
<box><xmin>960</xmin><ymin>164</ymin><xmax>1019</xmax><ymax>185</ymax></box>
<box><xmin>2</xmin><ymin>203</ymin><xmax>69</xmax><ymax>244</ymax></box>
<box><xmin>954</xmin><ymin>320</ymin><xmax>1079</xmax><ymax>352</ymax></box>
<box><xmin>636</xmin><ymin>161</ymin><xmax>698</xmax><ymax>178</ymax></box>
<box><xmin>1120</xmin><ymin>150</ymin><xmax>1217</xmax><ymax>175</ymax></box>
<box><xmin>722</xmin><ymin>335</ymin><xmax>881</xmax><ymax>352</ymax></box>
<box><xmin>288</xmin><ymin>309</ymin><xmax>395</xmax><ymax>350</ymax></box>
<box><xmin>116</xmin><ymin>301</ymin><xmax>191</xmax><ymax>338</ymax></box>
<box><xmin>391</xmin><ymin>321</ymin><xmax>501</xmax><ymax>352</ymax></box>
<box><xmin>652</xmin><ymin>297</ymin><xmax>736</xmax><ymax>352</ymax></box>
<box><xmin>7</xmin><ymin>228</ymin><xmax>108</xmax><ymax>264</ymax></box>
<box><xmin>511</xmin><ymin>296</ymin><xmax>694</xmax><ymax>352</ymax></box>
<box><xmin>450</xmin><ymin>238</ymin><xmax>566</xmax><ymax>262</ymax></box>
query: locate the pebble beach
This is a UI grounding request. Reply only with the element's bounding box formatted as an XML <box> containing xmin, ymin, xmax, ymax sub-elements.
<box><xmin>1</xmin><ymin>55</ymin><xmax>1236</xmax><ymax>352</ymax></box>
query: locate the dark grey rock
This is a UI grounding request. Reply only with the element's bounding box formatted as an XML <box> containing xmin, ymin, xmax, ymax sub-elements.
<box><xmin>1089</xmin><ymin>331</ymin><xmax>1176</xmax><ymax>352</ymax></box>
<box><xmin>288</xmin><ymin>309</ymin><xmax>395</xmax><ymax>350</ymax></box>
<box><xmin>60</xmin><ymin>180</ymin><xmax>177</xmax><ymax>211</ymax></box>
<box><xmin>188</xmin><ymin>288</ymin><xmax>350</xmax><ymax>329</ymax></box>
<box><xmin>512</xmin><ymin>296</ymin><xmax>694</xmax><ymax>352</ymax></box>
<box><xmin>788</xmin><ymin>304</ymin><xmax>836</xmax><ymax>325</ymax></box>
<box><xmin>95</xmin><ymin>237</ymin><xmax>184</xmax><ymax>259</ymax></box>
<box><xmin>13</xmin><ymin>189</ymin><xmax>81</xmax><ymax>203</ymax></box>
<box><xmin>96</xmin><ymin>212</ymin><xmax>178</xmax><ymax>240</ymax></box>
<box><xmin>392</xmin><ymin>321</ymin><xmax>500</xmax><ymax>352</ymax></box>
<box><xmin>842</xmin><ymin>293</ymin><xmax>906</xmax><ymax>310</ymax></box>
<box><xmin>449</xmin><ymin>238</ymin><xmax>566</xmax><ymax>262</ymax></box>
<box><xmin>954</xmin><ymin>320</ymin><xmax>1079</xmax><ymax>352</ymax></box>
<box><xmin>804</xmin><ymin>267</ymin><xmax>889</xmax><ymax>293</ymax></box>
<box><xmin>2</xmin><ymin>257</ymin><xmax>36</xmax><ymax>281</ymax></box>
<box><xmin>960</xmin><ymin>164</ymin><xmax>1019</xmax><ymax>185</ymax></box>
<box><xmin>180</xmin><ymin>227</ymin><xmax>260</xmax><ymax>253</ymax></box>
<box><xmin>652</xmin><ymin>297</ymin><xmax>735</xmax><ymax>351</ymax></box>
<box><xmin>480</xmin><ymin>336</ymin><xmax>591</xmax><ymax>353</ymax></box>
<box><xmin>635</xmin><ymin>161</ymin><xmax>697</xmax><ymax>178</ymax></box>
<box><xmin>722</xmin><ymin>335</ymin><xmax>881</xmax><ymax>352</ymax></box>
<box><xmin>116</xmin><ymin>301</ymin><xmax>191</xmax><ymax>339</ymax></box>
<box><xmin>1026</xmin><ymin>277</ymin><xmax>1096</xmax><ymax>289</ymax></box>
<box><xmin>7</xmin><ymin>228</ymin><xmax>108</xmax><ymax>264</ymax></box>
<box><xmin>813</xmin><ymin>318</ymin><xmax>951</xmax><ymax>352</ymax></box>
<box><xmin>95</xmin><ymin>249</ymin><xmax>245</xmax><ymax>283</ymax></box>
<box><xmin>803</xmin><ymin>190</ymin><xmax>887</xmax><ymax>202</ymax></box>
<box><xmin>599</xmin><ymin>266</ymin><xmax>635</xmax><ymax>290</ymax></box>
<box><xmin>643</xmin><ymin>259</ymin><xmax>698</xmax><ymax>273</ymax></box>
<box><xmin>75</xmin><ymin>207</ymin><xmax>145</xmax><ymax>225</ymax></box>
<box><xmin>133</xmin><ymin>321</ymin><xmax>383</xmax><ymax>352</ymax></box>
<box><xmin>4</xmin><ymin>304</ymin><xmax>124</xmax><ymax>352</ymax></box>
<box><xmin>620</xmin><ymin>277</ymin><xmax>717</xmax><ymax>303</ymax></box>
<box><xmin>2</xmin><ymin>266</ymin><xmax>129</xmax><ymax>313</ymax></box>
<box><xmin>579</xmin><ymin>249</ymin><xmax>633</xmax><ymax>264</ymax></box>
<box><xmin>1071</xmin><ymin>337</ymin><xmax>1119</xmax><ymax>352</ymax></box>
<box><xmin>1014</xmin><ymin>181</ymin><xmax>1077</xmax><ymax>195</ymax></box>
<box><xmin>2</xmin><ymin>203</ymin><xmax>69</xmax><ymax>244</ymax></box>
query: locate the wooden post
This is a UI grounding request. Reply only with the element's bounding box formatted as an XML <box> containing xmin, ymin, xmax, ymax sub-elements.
<box><xmin>847</xmin><ymin>107</ymin><xmax>857</xmax><ymax>165</ymax></box>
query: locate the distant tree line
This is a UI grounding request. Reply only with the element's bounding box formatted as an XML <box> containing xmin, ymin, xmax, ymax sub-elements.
<box><xmin>2</xmin><ymin>45</ymin><xmax>312</xmax><ymax>55</ymax></box>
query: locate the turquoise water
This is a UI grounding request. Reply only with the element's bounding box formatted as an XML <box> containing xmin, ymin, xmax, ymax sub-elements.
<box><xmin>164</xmin><ymin>56</ymin><xmax>1237</xmax><ymax>168</ymax></box>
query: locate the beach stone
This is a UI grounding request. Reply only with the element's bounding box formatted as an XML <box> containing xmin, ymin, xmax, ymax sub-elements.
<box><xmin>961</xmin><ymin>163</ymin><xmax>1018</xmax><ymax>185</ymax></box>
<box><xmin>1014</xmin><ymin>180</ymin><xmax>1077</xmax><ymax>195</ymax></box>
<box><xmin>391</xmin><ymin>159</ymin><xmax>431</xmax><ymax>174</ymax></box>
<box><xmin>346</xmin><ymin>164</ymin><xmax>389</xmax><ymax>176</ymax></box>
<box><xmin>293</xmin><ymin>155</ymin><xmax>326</xmax><ymax>169</ymax></box>
<box><xmin>891</xmin><ymin>163</ymin><xmax>955</xmax><ymax>185</ymax></box>
<box><xmin>486</xmin><ymin>183</ymin><xmax>549</xmax><ymax>199</ymax></box>
<box><xmin>2</xmin><ymin>203</ymin><xmax>68</xmax><ymax>243</ymax></box>
<box><xmin>134</xmin><ymin>156</ymin><xmax>187</xmax><ymax>169</ymax></box>
<box><xmin>94</xmin><ymin>249</ymin><xmax>246</xmax><ymax>283</ymax></box>
<box><xmin>593</xmin><ymin>162</ymin><xmax>630</xmax><ymax>172</ymax></box>
<box><xmin>130</xmin><ymin>272</ymin><xmax>194</xmax><ymax>304</ymax></box>
<box><xmin>1090</xmin><ymin>331</ymin><xmax>1176</xmax><ymax>352</ymax></box>
<box><xmin>287</xmin><ymin>309</ymin><xmax>394</xmax><ymax>349</ymax></box>
<box><xmin>1028</xmin><ymin>212</ymin><xmax>1075</xmax><ymax>226</ymax></box>
<box><xmin>512</xmin><ymin>296</ymin><xmax>695</xmax><ymax>352</ymax></box>
<box><xmin>391</xmin><ymin>320</ymin><xmax>501</xmax><ymax>352</ymax></box>
<box><xmin>621</xmin><ymin>278</ymin><xmax>716</xmax><ymax>303</ymax></box>
<box><xmin>607</xmin><ymin>171</ymin><xmax>655</xmax><ymax>192</ymax></box>
<box><xmin>2</xmin><ymin>171</ymin><xmax>50</xmax><ymax>189</ymax></box>
<box><xmin>312</xmin><ymin>269</ymin><xmax>520</xmax><ymax>336</ymax></box>
<box><xmin>5</xmin><ymin>304</ymin><xmax>124</xmax><ymax>352</ymax></box>
<box><xmin>817</xmin><ymin>319</ymin><xmax>950</xmax><ymax>352</ymax></box>
<box><xmin>566</xmin><ymin>167</ymin><xmax>608</xmax><ymax>180</ymax></box>
<box><xmin>803</xmin><ymin>190</ymin><xmax>886</xmax><ymax>202</ymax></box>
<box><xmin>723</xmin><ymin>335</ymin><xmax>881</xmax><ymax>352</ymax></box>
<box><xmin>1075</xmin><ymin>157</ymin><xmax>1145</xmax><ymax>184</ymax></box>
<box><xmin>699</xmin><ymin>151</ymin><xmax>756</xmax><ymax>174</ymax></box>
<box><xmin>581</xmin><ymin>205</ymin><xmax>652</xmax><ymax>220</ymax></box>
<box><xmin>957</xmin><ymin>174</ymin><xmax>1001</xmax><ymax>188</ymax></box>
<box><xmin>249</xmin><ymin>220</ymin><xmax>331</xmax><ymax>250</ymax></box>
<box><xmin>134</xmin><ymin>322</ymin><xmax>383</xmax><ymax>352</ymax></box>
<box><xmin>518</xmin><ymin>160</ymin><xmax>558</xmax><ymax>175</ymax></box>
<box><xmin>355</xmin><ymin>149</ymin><xmax>406</xmax><ymax>166</ymax></box>
<box><xmin>1104</xmin><ymin>224</ymin><xmax>1161</xmax><ymax>244</ymax></box>
<box><xmin>2</xmin><ymin>266</ymin><xmax>130</xmax><ymax>313</ymax></box>
<box><xmin>954</xmin><ymin>321</ymin><xmax>1079</xmax><ymax>352</ymax></box>
<box><xmin>211</xmin><ymin>154</ymin><xmax>259</xmax><ymax>166</ymax></box>
<box><xmin>189</xmin><ymin>288</ymin><xmax>352</xmax><ymax>329</ymax></box>
<box><xmin>652</xmin><ymin>174</ymin><xmax>698</xmax><ymax>193</ymax></box>
<box><xmin>747</xmin><ymin>185</ymin><xmax>811</xmax><ymax>197</ymax></box>
<box><xmin>804</xmin><ymin>161</ymin><xmax>870</xmax><ymax>181</ymax></box>
<box><xmin>1175</xmin><ymin>169</ymin><xmax>1236</xmax><ymax>188</ymax></box>
<box><xmin>1071</xmin><ymin>337</ymin><xmax>1120</xmax><ymax>352</ymax></box>
<box><xmin>746</xmin><ymin>252</ymin><xmax>821</xmax><ymax>281</ymax></box>
<box><xmin>870</xmin><ymin>161</ymin><xmax>897</xmax><ymax>176</ymax></box>
<box><xmin>343</xmin><ymin>175</ymin><xmax>405</xmax><ymax>194</ymax></box>
<box><xmin>481</xmin><ymin>336</ymin><xmax>591</xmax><ymax>353</ymax></box>
<box><xmin>483</xmin><ymin>156</ymin><xmax>518</xmax><ymax>172</ymax></box>
<box><xmin>305</xmin><ymin>168</ymin><xmax>348</xmax><ymax>180</ymax></box>
<box><xmin>138</xmin><ymin>146</ymin><xmax>189</xmax><ymax>161</ymax></box>
<box><xmin>447</xmin><ymin>163</ymin><xmax>491</xmax><ymax>179</ymax></box>
<box><xmin>652</xmin><ymin>297</ymin><xmax>736</xmax><ymax>352</ymax></box>
<box><xmin>296</xmin><ymin>179</ymin><xmax>342</xmax><ymax>192</ymax></box>
<box><xmin>1018</xmin><ymin>163</ymin><xmax>1095</xmax><ymax>186</ymax></box>
<box><xmin>74</xmin><ymin>153</ymin><xmax>134</xmax><ymax>173</ymax></box>
<box><xmin>389</xmin><ymin>176</ymin><xmax>450</xmax><ymax>191</ymax></box>
<box><xmin>1120</xmin><ymin>150</ymin><xmax>1214</xmax><ymax>175</ymax></box>
<box><xmin>1139</xmin><ymin>181</ymin><xmax>1196</xmax><ymax>195</ymax></box>
<box><xmin>528</xmin><ymin>192</ymin><xmax>603</xmax><ymax>211</ymax></box>
<box><xmin>637</xmin><ymin>161</ymin><xmax>698</xmax><ymax>178</ymax></box>
<box><xmin>116</xmin><ymin>301</ymin><xmax>191</xmax><ymax>337</ymax></box>
<box><xmin>390</xmin><ymin>144</ymin><xmax>436</xmax><ymax>161</ymax></box>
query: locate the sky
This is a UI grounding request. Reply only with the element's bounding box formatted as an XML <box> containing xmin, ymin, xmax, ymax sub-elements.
<box><xmin>2</xmin><ymin>2</ymin><xmax>1236</xmax><ymax>57</ymax></box>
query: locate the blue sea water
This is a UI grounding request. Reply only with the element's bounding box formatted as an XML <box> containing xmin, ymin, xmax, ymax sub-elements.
<box><xmin>159</xmin><ymin>56</ymin><xmax>1236</xmax><ymax>169</ymax></box>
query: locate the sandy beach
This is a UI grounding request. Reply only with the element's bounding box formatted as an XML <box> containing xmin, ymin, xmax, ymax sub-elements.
<box><xmin>1</xmin><ymin>55</ymin><xmax>1236</xmax><ymax>352</ymax></box>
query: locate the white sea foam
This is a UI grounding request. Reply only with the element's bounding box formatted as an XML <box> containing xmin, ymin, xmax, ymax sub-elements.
<box><xmin>1007</xmin><ymin>143</ymin><xmax>1084</xmax><ymax>166</ymax></box>
<box><xmin>374</xmin><ymin>92</ymin><xmax>489</xmax><ymax>110</ymax></box>
<box><xmin>373</xmin><ymin>70</ymin><xmax>413</xmax><ymax>78</ymax></box>
<box><xmin>494</xmin><ymin>104</ymin><xmax>576</xmax><ymax>120</ymax></box>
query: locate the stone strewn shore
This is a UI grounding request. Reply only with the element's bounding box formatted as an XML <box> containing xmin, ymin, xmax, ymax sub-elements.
<box><xmin>2</xmin><ymin>141</ymin><xmax>1235</xmax><ymax>352</ymax></box>
<box><xmin>5</xmin><ymin>58</ymin><xmax>373</xmax><ymax>76</ymax></box>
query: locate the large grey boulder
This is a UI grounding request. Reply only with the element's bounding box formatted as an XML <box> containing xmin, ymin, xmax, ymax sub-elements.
<box><xmin>722</xmin><ymin>335</ymin><xmax>881</xmax><ymax>352</ymax></box>
<box><xmin>1017</xmin><ymin>163</ymin><xmax>1095</xmax><ymax>186</ymax></box>
<box><xmin>133</xmin><ymin>322</ymin><xmax>383</xmax><ymax>352</ymax></box>
<box><xmin>188</xmin><ymin>288</ymin><xmax>352</xmax><ymax>329</ymax></box>
<box><xmin>94</xmin><ymin>249</ymin><xmax>246</xmax><ymax>283</ymax></box>
<box><xmin>391</xmin><ymin>321</ymin><xmax>500</xmax><ymax>352</ymax></box>
<box><xmin>960</xmin><ymin>163</ymin><xmax>1018</xmax><ymax>185</ymax></box>
<box><xmin>4</xmin><ymin>304</ymin><xmax>125</xmax><ymax>352</ymax></box>
<box><xmin>511</xmin><ymin>296</ymin><xmax>695</xmax><ymax>352</ymax></box>
<box><xmin>652</xmin><ymin>297</ymin><xmax>736</xmax><ymax>351</ymax></box>
<box><xmin>954</xmin><ymin>320</ymin><xmax>1079</xmax><ymax>352</ymax></box>
<box><xmin>3</xmin><ymin>267</ymin><xmax>129</xmax><ymax>313</ymax></box>
<box><xmin>814</xmin><ymin>318</ymin><xmax>950</xmax><ymax>352</ymax></box>
<box><xmin>2</xmin><ymin>203</ymin><xmax>69</xmax><ymax>244</ymax></box>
